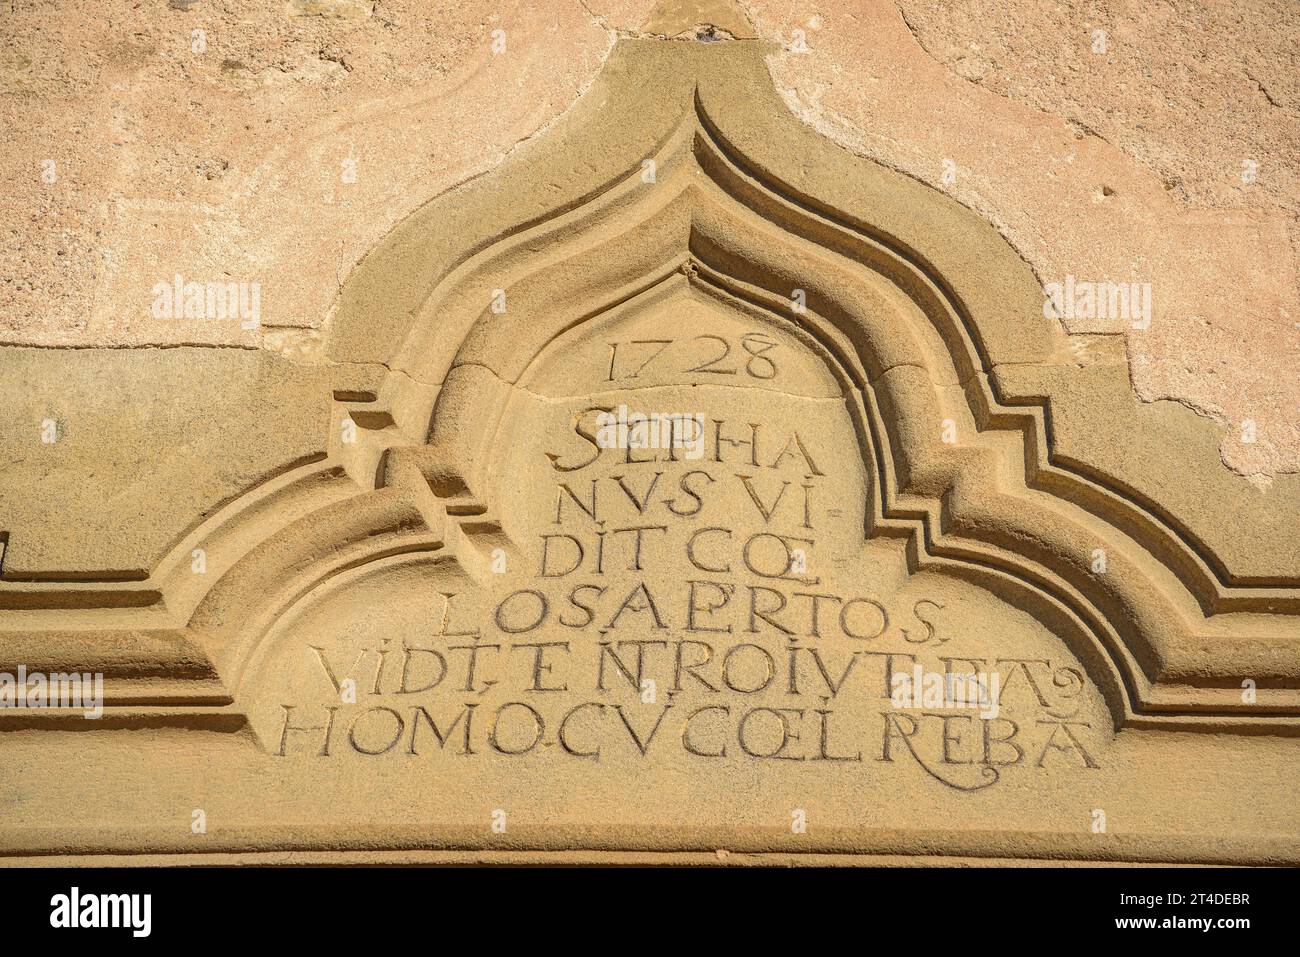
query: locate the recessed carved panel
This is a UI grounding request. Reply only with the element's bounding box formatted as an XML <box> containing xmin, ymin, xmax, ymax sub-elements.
<box><xmin>251</xmin><ymin>281</ymin><xmax>1111</xmax><ymax>797</ymax></box>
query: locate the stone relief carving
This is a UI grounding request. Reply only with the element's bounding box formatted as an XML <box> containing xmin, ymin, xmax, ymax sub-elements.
<box><xmin>0</xmin><ymin>33</ymin><xmax>1295</xmax><ymax>865</ymax></box>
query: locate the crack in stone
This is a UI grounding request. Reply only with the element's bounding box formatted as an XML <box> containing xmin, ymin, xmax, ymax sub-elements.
<box><xmin>1244</xmin><ymin>70</ymin><xmax>1281</xmax><ymax>109</ymax></box>
<box><xmin>0</xmin><ymin>341</ymin><xmax>262</xmax><ymax>352</ymax></box>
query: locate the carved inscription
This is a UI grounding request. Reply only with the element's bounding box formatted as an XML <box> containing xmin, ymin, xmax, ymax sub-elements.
<box><xmin>264</xmin><ymin>302</ymin><xmax>1106</xmax><ymax>791</ymax></box>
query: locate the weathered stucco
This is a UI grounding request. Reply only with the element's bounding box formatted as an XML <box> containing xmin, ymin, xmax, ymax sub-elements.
<box><xmin>2</xmin><ymin>0</ymin><xmax>1296</xmax><ymax>482</ymax></box>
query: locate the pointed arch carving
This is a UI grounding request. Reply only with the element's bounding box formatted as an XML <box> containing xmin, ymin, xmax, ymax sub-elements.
<box><xmin>3</xmin><ymin>39</ymin><xmax>1297</xmax><ymax>739</ymax></box>
<box><xmin>198</xmin><ymin>48</ymin><xmax>1295</xmax><ymax>732</ymax></box>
